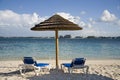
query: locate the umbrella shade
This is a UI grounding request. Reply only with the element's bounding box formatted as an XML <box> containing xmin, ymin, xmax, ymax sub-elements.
<box><xmin>31</xmin><ymin>14</ymin><xmax>82</xmax><ymax>31</ymax></box>
<box><xmin>31</xmin><ymin>14</ymin><xmax>82</xmax><ymax>69</ymax></box>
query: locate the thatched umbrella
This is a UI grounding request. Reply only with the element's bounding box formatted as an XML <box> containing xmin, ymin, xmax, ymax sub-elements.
<box><xmin>31</xmin><ymin>14</ymin><xmax>82</xmax><ymax>69</ymax></box>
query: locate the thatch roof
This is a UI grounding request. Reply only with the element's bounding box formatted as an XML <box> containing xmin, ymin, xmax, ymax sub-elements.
<box><xmin>31</xmin><ymin>14</ymin><xmax>82</xmax><ymax>31</ymax></box>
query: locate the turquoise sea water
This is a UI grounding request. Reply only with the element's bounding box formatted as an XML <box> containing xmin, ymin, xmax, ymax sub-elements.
<box><xmin>0</xmin><ymin>37</ymin><xmax>120</xmax><ymax>60</ymax></box>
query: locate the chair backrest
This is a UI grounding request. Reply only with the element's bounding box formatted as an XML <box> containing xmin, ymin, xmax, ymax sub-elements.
<box><xmin>70</xmin><ymin>58</ymin><xmax>86</xmax><ymax>67</ymax></box>
<box><xmin>23</xmin><ymin>57</ymin><xmax>35</xmax><ymax>64</ymax></box>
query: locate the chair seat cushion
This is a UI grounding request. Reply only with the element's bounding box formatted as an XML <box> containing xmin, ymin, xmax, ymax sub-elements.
<box><xmin>62</xmin><ymin>63</ymin><xmax>71</xmax><ymax>68</ymax></box>
<box><xmin>35</xmin><ymin>63</ymin><xmax>49</xmax><ymax>67</ymax></box>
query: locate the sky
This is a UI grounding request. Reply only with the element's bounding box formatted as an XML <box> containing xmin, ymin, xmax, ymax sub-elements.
<box><xmin>0</xmin><ymin>0</ymin><xmax>120</xmax><ymax>37</ymax></box>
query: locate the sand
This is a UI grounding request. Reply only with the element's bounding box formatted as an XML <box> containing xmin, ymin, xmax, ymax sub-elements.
<box><xmin>0</xmin><ymin>59</ymin><xmax>120</xmax><ymax>80</ymax></box>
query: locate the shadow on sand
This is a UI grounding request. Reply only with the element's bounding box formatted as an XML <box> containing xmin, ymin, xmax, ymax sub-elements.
<box><xmin>0</xmin><ymin>70</ymin><xmax>19</xmax><ymax>76</ymax></box>
<box><xmin>0</xmin><ymin>69</ymin><xmax>34</xmax><ymax>77</ymax></box>
<box><xmin>27</xmin><ymin>69</ymin><xmax>114</xmax><ymax>80</ymax></box>
<box><xmin>0</xmin><ymin>69</ymin><xmax>114</xmax><ymax>80</ymax></box>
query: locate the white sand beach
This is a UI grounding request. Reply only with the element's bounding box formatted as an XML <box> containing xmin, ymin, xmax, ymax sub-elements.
<box><xmin>0</xmin><ymin>60</ymin><xmax>120</xmax><ymax>80</ymax></box>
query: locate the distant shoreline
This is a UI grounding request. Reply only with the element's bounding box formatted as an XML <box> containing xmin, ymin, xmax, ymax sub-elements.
<box><xmin>0</xmin><ymin>36</ymin><xmax>120</xmax><ymax>39</ymax></box>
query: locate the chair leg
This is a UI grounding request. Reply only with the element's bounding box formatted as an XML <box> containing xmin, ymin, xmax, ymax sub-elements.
<box><xmin>61</xmin><ymin>64</ymin><xmax>65</xmax><ymax>72</ymax></box>
<box><xmin>83</xmin><ymin>68</ymin><xmax>85</xmax><ymax>73</ymax></box>
<box><xmin>34</xmin><ymin>67</ymin><xmax>41</xmax><ymax>76</ymax></box>
<box><xmin>86</xmin><ymin>66</ymin><xmax>89</xmax><ymax>74</ymax></box>
<box><xmin>19</xmin><ymin>64</ymin><xmax>26</xmax><ymax>75</ymax></box>
<box><xmin>68</xmin><ymin>68</ymin><xmax>72</xmax><ymax>73</ymax></box>
<box><xmin>61</xmin><ymin>64</ymin><xmax>63</xmax><ymax>69</ymax></box>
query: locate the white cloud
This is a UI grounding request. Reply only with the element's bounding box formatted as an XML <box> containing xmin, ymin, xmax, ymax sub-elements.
<box><xmin>57</xmin><ymin>12</ymin><xmax>87</xmax><ymax>27</ymax></box>
<box><xmin>57</xmin><ymin>12</ymin><xmax>95</xmax><ymax>28</ymax></box>
<box><xmin>0</xmin><ymin>10</ymin><xmax>46</xmax><ymax>28</ymax></box>
<box><xmin>0</xmin><ymin>10</ymin><xmax>48</xmax><ymax>37</ymax></box>
<box><xmin>89</xmin><ymin>18</ymin><xmax>96</xmax><ymax>24</ymax></box>
<box><xmin>100</xmin><ymin>10</ymin><xmax>120</xmax><ymax>27</ymax></box>
<box><xmin>100</xmin><ymin>10</ymin><xmax>117</xmax><ymax>22</ymax></box>
<box><xmin>79</xmin><ymin>21</ymin><xmax>86</xmax><ymax>27</ymax></box>
<box><xmin>87</xmin><ymin>23</ymin><xmax>92</xmax><ymax>28</ymax></box>
<box><xmin>57</xmin><ymin>12</ymin><xmax>77</xmax><ymax>23</ymax></box>
<box><xmin>57</xmin><ymin>12</ymin><xmax>96</xmax><ymax>29</ymax></box>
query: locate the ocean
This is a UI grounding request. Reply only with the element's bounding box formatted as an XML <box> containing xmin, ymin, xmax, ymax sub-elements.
<box><xmin>0</xmin><ymin>37</ymin><xmax>120</xmax><ymax>60</ymax></box>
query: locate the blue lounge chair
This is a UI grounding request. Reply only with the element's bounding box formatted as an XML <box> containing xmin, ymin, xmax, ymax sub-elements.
<box><xmin>61</xmin><ymin>58</ymin><xmax>89</xmax><ymax>73</ymax></box>
<box><xmin>19</xmin><ymin>57</ymin><xmax>51</xmax><ymax>75</ymax></box>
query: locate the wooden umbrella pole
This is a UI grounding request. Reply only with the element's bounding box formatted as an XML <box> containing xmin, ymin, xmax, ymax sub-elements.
<box><xmin>55</xmin><ymin>30</ymin><xmax>59</xmax><ymax>69</ymax></box>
